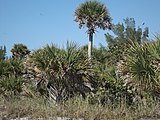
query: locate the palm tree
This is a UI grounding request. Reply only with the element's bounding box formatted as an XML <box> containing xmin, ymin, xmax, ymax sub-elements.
<box><xmin>11</xmin><ymin>44</ymin><xmax>30</xmax><ymax>59</ymax></box>
<box><xmin>75</xmin><ymin>0</ymin><xmax>111</xmax><ymax>60</ymax></box>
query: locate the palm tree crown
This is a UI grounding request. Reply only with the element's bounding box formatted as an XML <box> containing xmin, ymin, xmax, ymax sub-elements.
<box><xmin>75</xmin><ymin>0</ymin><xmax>111</xmax><ymax>34</ymax></box>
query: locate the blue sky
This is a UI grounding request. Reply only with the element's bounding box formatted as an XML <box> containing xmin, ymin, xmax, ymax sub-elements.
<box><xmin>0</xmin><ymin>0</ymin><xmax>160</xmax><ymax>56</ymax></box>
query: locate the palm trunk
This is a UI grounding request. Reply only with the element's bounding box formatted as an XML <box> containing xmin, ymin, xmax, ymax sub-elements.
<box><xmin>88</xmin><ymin>32</ymin><xmax>93</xmax><ymax>61</ymax></box>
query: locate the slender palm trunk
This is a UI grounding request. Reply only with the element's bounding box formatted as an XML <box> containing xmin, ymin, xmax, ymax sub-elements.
<box><xmin>88</xmin><ymin>32</ymin><xmax>93</xmax><ymax>61</ymax></box>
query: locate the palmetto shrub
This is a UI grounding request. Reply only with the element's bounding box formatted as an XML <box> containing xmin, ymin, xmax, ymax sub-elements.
<box><xmin>89</xmin><ymin>63</ymin><xmax>135</xmax><ymax>105</ymax></box>
<box><xmin>31</xmin><ymin>42</ymin><xmax>96</xmax><ymax>102</ymax></box>
<box><xmin>126</xmin><ymin>38</ymin><xmax>160</xmax><ymax>98</ymax></box>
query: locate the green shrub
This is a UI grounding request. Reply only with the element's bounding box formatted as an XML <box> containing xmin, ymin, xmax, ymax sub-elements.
<box><xmin>31</xmin><ymin>42</ymin><xmax>96</xmax><ymax>102</ymax></box>
<box><xmin>126</xmin><ymin>38</ymin><xmax>160</xmax><ymax>98</ymax></box>
<box><xmin>0</xmin><ymin>76</ymin><xmax>24</xmax><ymax>97</ymax></box>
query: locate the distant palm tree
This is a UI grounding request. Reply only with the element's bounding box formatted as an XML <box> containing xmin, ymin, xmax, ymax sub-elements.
<box><xmin>75</xmin><ymin>0</ymin><xmax>111</xmax><ymax>60</ymax></box>
<box><xmin>11</xmin><ymin>44</ymin><xmax>30</xmax><ymax>59</ymax></box>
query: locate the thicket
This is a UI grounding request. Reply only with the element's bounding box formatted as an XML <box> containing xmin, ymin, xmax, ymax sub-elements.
<box><xmin>0</xmin><ymin>18</ymin><xmax>160</xmax><ymax>119</ymax></box>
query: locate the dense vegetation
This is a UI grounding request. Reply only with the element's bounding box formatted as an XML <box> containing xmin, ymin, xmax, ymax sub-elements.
<box><xmin>0</xmin><ymin>1</ymin><xmax>160</xmax><ymax>120</ymax></box>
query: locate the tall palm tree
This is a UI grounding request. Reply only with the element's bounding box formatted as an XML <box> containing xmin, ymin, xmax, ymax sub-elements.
<box><xmin>75</xmin><ymin>0</ymin><xmax>111</xmax><ymax>60</ymax></box>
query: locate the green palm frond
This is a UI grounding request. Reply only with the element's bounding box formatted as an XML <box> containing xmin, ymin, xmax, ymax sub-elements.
<box><xmin>30</xmin><ymin>42</ymin><xmax>96</xmax><ymax>102</ymax></box>
<box><xmin>126</xmin><ymin>39</ymin><xmax>160</xmax><ymax>93</ymax></box>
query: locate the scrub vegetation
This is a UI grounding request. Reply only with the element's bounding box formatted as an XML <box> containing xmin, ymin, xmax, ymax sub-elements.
<box><xmin>0</xmin><ymin>1</ymin><xmax>160</xmax><ymax>120</ymax></box>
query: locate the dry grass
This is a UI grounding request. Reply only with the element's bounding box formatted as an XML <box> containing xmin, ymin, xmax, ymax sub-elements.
<box><xmin>0</xmin><ymin>95</ymin><xmax>160</xmax><ymax>120</ymax></box>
